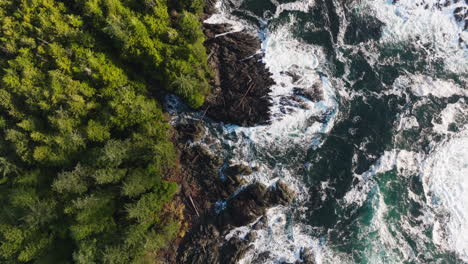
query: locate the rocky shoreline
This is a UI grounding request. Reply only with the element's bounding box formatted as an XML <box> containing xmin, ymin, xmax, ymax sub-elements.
<box><xmin>167</xmin><ymin>117</ymin><xmax>313</xmax><ymax>264</ymax></box>
<box><xmin>159</xmin><ymin>3</ymin><xmax>309</xmax><ymax>263</ymax></box>
<box><xmin>160</xmin><ymin>2</ymin><xmax>317</xmax><ymax>263</ymax></box>
<box><xmin>201</xmin><ymin>4</ymin><xmax>275</xmax><ymax>126</ymax></box>
<box><xmin>173</xmin><ymin>121</ymin><xmax>297</xmax><ymax>264</ymax></box>
<box><xmin>201</xmin><ymin>23</ymin><xmax>274</xmax><ymax>126</ymax></box>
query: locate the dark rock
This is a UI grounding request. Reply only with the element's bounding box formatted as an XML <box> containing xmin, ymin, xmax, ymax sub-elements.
<box><xmin>221</xmin><ymin>183</ymin><xmax>269</xmax><ymax>227</ymax></box>
<box><xmin>298</xmin><ymin>248</ymin><xmax>315</xmax><ymax>264</ymax></box>
<box><xmin>219</xmin><ymin>180</ymin><xmax>295</xmax><ymax>227</ymax></box>
<box><xmin>253</xmin><ymin>251</ymin><xmax>272</xmax><ymax>263</ymax></box>
<box><xmin>252</xmin><ymin>216</ymin><xmax>268</xmax><ymax>230</ymax></box>
<box><xmin>280</xmin><ymin>96</ymin><xmax>310</xmax><ymax>110</ymax></box>
<box><xmin>307</xmin><ymin>107</ymin><xmax>334</xmax><ymax>124</ymax></box>
<box><xmin>220</xmin><ymin>237</ymin><xmax>253</xmax><ymax>264</ymax></box>
<box><xmin>175</xmin><ymin>121</ymin><xmax>205</xmax><ymax>142</ymax></box>
<box><xmin>177</xmin><ymin>171</ymin><xmax>296</xmax><ymax>263</ymax></box>
<box><xmin>266</xmin><ymin>180</ymin><xmax>296</xmax><ymax>206</ymax></box>
<box><xmin>184</xmin><ymin>145</ymin><xmax>222</xmax><ymax>177</ymax></box>
<box><xmin>293</xmin><ymin>83</ymin><xmax>324</xmax><ymax>102</ymax></box>
<box><xmin>177</xmin><ymin>223</ymin><xmax>223</xmax><ymax>264</ymax></box>
<box><xmin>225</xmin><ymin>175</ymin><xmax>249</xmax><ymax>195</ymax></box>
<box><xmin>453</xmin><ymin>7</ymin><xmax>467</xmax><ymax>22</ymax></box>
<box><xmin>224</xmin><ymin>164</ymin><xmax>254</xmax><ymax>178</ymax></box>
<box><xmin>178</xmin><ymin>144</ymin><xmax>230</xmax><ymax>207</ymax></box>
<box><xmin>202</xmin><ymin>23</ymin><xmax>275</xmax><ymax>126</ymax></box>
<box><xmin>281</xmin><ymin>69</ymin><xmax>301</xmax><ymax>83</ymax></box>
<box><xmin>203</xmin><ymin>0</ymin><xmax>218</xmax><ymax>18</ymax></box>
<box><xmin>245</xmin><ymin>231</ymin><xmax>258</xmax><ymax>242</ymax></box>
<box><xmin>207</xmin><ymin>224</ymin><xmax>220</xmax><ymax>239</ymax></box>
<box><xmin>280</xmin><ymin>106</ymin><xmax>296</xmax><ymax>115</ymax></box>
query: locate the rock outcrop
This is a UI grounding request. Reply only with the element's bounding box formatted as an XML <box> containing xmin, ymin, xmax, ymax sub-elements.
<box><xmin>175</xmin><ymin>122</ymin><xmax>206</xmax><ymax>142</ymax></box>
<box><xmin>177</xmin><ymin>177</ymin><xmax>296</xmax><ymax>264</ymax></box>
<box><xmin>172</xmin><ymin>3</ymin><xmax>294</xmax><ymax>263</ymax></box>
<box><xmin>202</xmin><ymin>23</ymin><xmax>275</xmax><ymax>126</ymax></box>
<box><xmin>293</xmin><ymin>83</ymin><xmax>324</xmax><ymax>102</ymax></box>
<box><xmin>174</xmin><ymin>121</ymin><xmax>296</xmax><ymax>263</ymax></box>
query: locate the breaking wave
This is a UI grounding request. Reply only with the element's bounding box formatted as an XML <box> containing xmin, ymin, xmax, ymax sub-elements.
<box><xmin>171</xmin><ymin>0</ymin><xmax>468</xmax><ymax>263</ymax></box>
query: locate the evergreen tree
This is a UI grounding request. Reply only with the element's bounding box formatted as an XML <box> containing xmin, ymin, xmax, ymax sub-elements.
<box><xmin>0</xmin><ymin>0</ymin><xmax>208</xmax><ymax>262</ymax></box>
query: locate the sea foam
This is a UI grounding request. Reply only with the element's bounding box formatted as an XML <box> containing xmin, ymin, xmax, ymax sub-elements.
<box><xmin>361</xmin><ymin>0</ymin><xmax>468</xmax><ymax>74</ymax></box>
<box><xmin>203</xmin><ymin>0</ymin><xmax>342</xmax><ymax>263</ymax></box>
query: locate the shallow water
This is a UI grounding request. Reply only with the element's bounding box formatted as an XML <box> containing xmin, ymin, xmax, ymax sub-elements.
<box><xmin>171</xmin><ymin>0</ymin><xmax>468</xmax><ymax>263</ymax></box>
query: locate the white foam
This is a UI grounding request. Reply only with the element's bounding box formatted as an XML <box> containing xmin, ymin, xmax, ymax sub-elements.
<box><xmin>396</xmin><ymin>115</ymin><xmax>419</xmax><ymax>131</ymax></box>
<box><xmin>421</xmin><ymin>135</ymin><xmax>468</xmax><ymax>261</ymax></box>
<box><xmin>200</xmin><ymin>1</ymin><xmax>343</xmax><ymax>263</ymax></box>
<box><xmin>183</xmin><ymin>0</ymin><xmax>468</xmax><ymax>262</ymax></box>
<box><xmin>343</xmin><ymin>90</ymin><xmax>468</xmax><ymax>261</ymax></box>
<box><xmin>271</xmin><ymin>0</ymin><xmax>315</xmax><ymax>18</ymax></box>
<box><xmin>361</xmin><ymin>0</ymin><xmax>468</xmax><ymax>74</ymax></box>
<box><xmin>349</xmin><ymin>131</ymin><xmax>468</xmax><ymax>262</ymax></box>
<box><xmin>392</xmin><ymin>74</ymin><xmax>468</xmax><ymax>98</ymax></box>
<box><xmin>433</xmin><ymin>98</ymin><xmax>468</xmax><ymax>134</ymax></box>
<box><xmin>343</xmin><ymin>149</ymin><xmax>425</xmax><ymax>206</ymax></box>
<box><xmin>204</xmin><ymin>0</ymin><xmax>255</xmax><ymax>34</ymax></box>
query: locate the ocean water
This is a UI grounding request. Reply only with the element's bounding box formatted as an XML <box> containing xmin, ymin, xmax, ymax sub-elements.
<box><xmin>170</xmin><ymin>0</ymin><xmax>468</xmax><ymax>263</ymax></box>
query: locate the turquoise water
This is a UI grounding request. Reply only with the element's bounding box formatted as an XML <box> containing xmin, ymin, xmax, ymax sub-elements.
<box><xmin>173</xmin><ymin>0</ymin><xmax>468</xmax><ymax>263</ymax></box>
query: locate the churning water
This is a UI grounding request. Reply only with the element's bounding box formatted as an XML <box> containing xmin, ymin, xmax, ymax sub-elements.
<box><xmin>170</xmin><ymin>0</ymin><xmax>468</xmax><ymax>263</ymax></box>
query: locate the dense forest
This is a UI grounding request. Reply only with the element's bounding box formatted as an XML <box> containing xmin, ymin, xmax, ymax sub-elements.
<box><xmin>0</xmin><ymin>0</ymin><xmax>209</xmax><ymax>263</ymax></box>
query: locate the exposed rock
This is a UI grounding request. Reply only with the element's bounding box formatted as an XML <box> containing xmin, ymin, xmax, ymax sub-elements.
<box><xmin>176</xmin><ymin>169</ymin><xmax>296</xmax><ymax>263</ymax></box>
<box><xmin>220</xmin><ymin>237</ymin><xmax>253</xmax><ymax>264</ymax></box>
<box><xmin>293</xmin><ymin>83</ymin><xmax>324</xmax><ymax>102</ymax></box>
<box><xmin>297</xmin><ymin>248</ymin><xmax>315</xmax><ymax>264</ymax></box>
<box><xmin>307</xmin><ymin>107</ymin><xmax>335</xmax><ymax>124</ymax></box>
<box><xmin>223</xmin><ymin>164</ymin><xmax>253</xmax><ymax>178</ymax></box>
<box><xmin>175</xmin><ymin>121</ymin><xmax>205</xmax><ymax>142</ymax></box>
<box><xmin>202</xmin><ymin>23</ymin><xmax>275</xmax><ymax>126</ymax></box>
<box><xmin>175</xmin><ymin>4</ymin><xmax>291</xmax><ymax>263</ymax></box>
<box><xmin>203</xmin><ymin>0</ymin><xmax>218</xmax><ymax>19</ymax></box>
<box><xmin>179</xmin><ymin>144</ymin><xmax>244</xmax><ymax>202</ymax></box>
<box><xmin>453</xmin><ymin>7</ymin><xmax>467</xmax><ymax>22</ymax></box>
<box><xmin>245</xmin><ymin>231</ymin><xmax>258</xmax><ymax>242</ymax></box>
<box><xmin>175</xmin><ymin>141</ymin><xmax>295</xmax><ymax>263</ymax></box>
<box><xmin>219</xmin><ymin>182</ymin><xmax>269</xmax><ymax>227</ymax></box>
<box><xmin>253</xmin><ymin>251</ymin><xmax>272</xmax><ymax>263</ymax></box>
<box><xmin>218</xmin><ymin>180</ymin><xmax>295</xmax><ymax>227</ymax></box>
<box><xmin>280</xmin><ymin>96</ymin><xmax>310</xmax><ymax>111</ymax></box>
<box><xmin>224</xmin><ymin>175</ymin><xmax>249</xmax><ymax>195</ymax></box>
<box><xmin>252</xmin><ymin>216</ymin><xmax>268</xmax><ymax>230</ymax></box>
<box><xmin>177</xmin><ymin>223</ymin><xmax>223</xmax><ymax>264</ymax></box>
<box><xmin>266</xmin><ymin>180</ymin><xmax>296</xmax><ymax>206</ymax></box>
<box><xmin>281</xmin><ymin>69</ymin><xmax>301</xmax><ymax>83</ymax></box>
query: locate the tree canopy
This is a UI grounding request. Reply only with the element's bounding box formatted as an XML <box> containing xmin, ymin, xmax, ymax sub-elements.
<box><xmin>0</xmin><ymin>0</ymin><xmax>209</xmax><ymax>262</ymax></box>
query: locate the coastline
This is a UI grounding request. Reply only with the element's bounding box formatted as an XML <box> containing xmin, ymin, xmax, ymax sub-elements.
<box><xmin>162</xmin><ymin>0</ymin><xmax>468</xmax><ymax>263</ymax></box>
<box><xmin>160</xmin><ymin>2</ymin><xmax>304</xmax><ymax>263</ymax></box>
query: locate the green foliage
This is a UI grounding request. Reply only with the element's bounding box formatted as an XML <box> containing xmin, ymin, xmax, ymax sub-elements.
<box><xmin>122</xmin><ymin>168</ymin><xmax>158</xmax><ymax>198</ymax></box>
<box><xmin>178</xmin><ymin>12</ymin><xmax>205</xmax><ymax>44</ymax></box>
<box><xmin>86</xmin><ymin>120</ymin><xmax>110</xmax><ymax>142</ymax></box>
<box><xmin>53</xmin><ymin>164</ymin><xmax>91</xmax><ymax>194</ymax></box>
<box><xmin>171</xmin><ymin>0</ymin><xmax>205</xmax><ymax>14</ymax></box>
<box><xmin>0</xmin><ymin>0</ymin><xmax>208</xmax><ymax>262</ymax></box>
<box><xmin>73</xmin><ymin>0</ymin><xmax>211</xmax><ymax>107</ymax></box>
<box><xmin>126</xmin><ymin>182</ymin><xmax>177</xmax><ymax>222</ymax></box>
<box><xmin>144</xmin><ymin>219</ymin><xmax>181</xmax><ymax>252</ymax></box>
